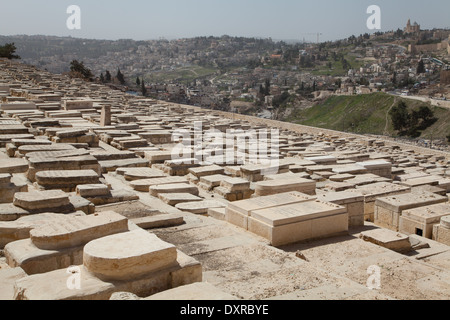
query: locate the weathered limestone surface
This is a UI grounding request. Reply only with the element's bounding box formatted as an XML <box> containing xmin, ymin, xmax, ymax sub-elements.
<box><xmin>0</xmin><ymin>212</ymin><xmax>85</xmax><ymax>248</ymax></box>
<box><xmin>130</xmin><ymin>176</ymin><xmax>189</xmax><ymax>192</ymax></box>
<box><xmin>150</xmin><ymin>183</ymin><xmax>199</xmax><ymax>197</ymax></box>
<box><xmin>13</xmin><ymin>230</ymin><xmax>202</xmax><ymax>300</ymax></box>
<box><xmin>360</xmin><ymin>229</ymin><xmax>412</xmax><ymax>253</ymax></box>
<box><xmin>29</xmin><ymin>211</ymin><xmax>129</xmax><ymax>250</ymax></box>
<box><xmin>317</xmin><ymin>190</ymin><xmax>365</xmax><ymax>227</ymax></box>
<box><xmin>434</xmin><ymin>216</ymin><xmax>450</xmax><ymax>245</ymax></box>
<box><xmin>13</xmin><ymin>190</ymin><xmax>70</xmax><ymax>212</ymax></box>
<box><xmin>400</xmin><ymin>203</ymin><xmax>450</xmax><ymax>239</ymax></box>
<box><xmin>4</xmin><ymin>211</ymin><xmax>129</xmax><ymax>275</ymax></box>
<box><xmin>0</xmin><ymin>159</ymin><xmax>29</xmax><ymax>174</ymax></box>
<box><xmin>34</xmin><ymin>169</ymin><xmax>101</xmax><ymax>191</ymax></box>
<box><xmin>374</xmin><ymin>191</ymin><xmax>448</xmax><ymax>231</ymax></box>
<box><xmin>175</xmin><ymin>200</ymin><xmax>227</xmax><ymax>215</ymax></box>
<box><xmin>116</xmin><ymin>167</ymin><xmax>165</xmax><ymax>181</ymax></box>
<box><xmin>254</xmin><ymin>178</ymin><xmax>316</xmax><ymax>197</ymax></box>
<box><xmin>143</xmin><ymin>282</ymin><xmax>239</xmax><ymax>300</ymax></box>
<box><xmin>247</xmin><ymin>200</ymin><xmax>348</xmax><ymax>246</ymax></box>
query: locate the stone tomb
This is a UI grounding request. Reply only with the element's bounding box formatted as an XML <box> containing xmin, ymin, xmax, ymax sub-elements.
<box><xmin>399</xmin><ymin>203</ymin><xmax>450</xmax><ymax>239</ymax></box>
<box><xmin>158</xmin><ymin>193</ymin><xmax>203</xmax><ymax>206</ymax></box>
<box><xmin>355</xmin><ymin>160</ymin><xmax>392</xmax><ymax>179</ymax></box>
<box><xmin>240</xmin><ymin>163</ymin><xmax>290</xmax><ymax>182</ymax></box>
<box><xmin>5</xmin><ymin>139</ymin><xmax>52</xmax><ymax>157</ymax></box>
<box><xmin>27</xmin><ymin>155</ymin><xmax>101</xmax><ymax>181</ymax></box>
<box><xmin>150</xmin><ymin>183</ymin><xmax>199</xmax><ymax>197</ymax></box>
<box><xmin>0</xmin><ymin>173</ymin><xmax>28</xmax><ymax>204</ymax></box>
<box><xmin>316</xmin><ymin>190</ymin><xmax>365</xmax><ymax>227</ymax></box>
<box><xmin>115</xmin><ymin>167</ymin><xmax>165</xmax><ymax>181</ymax></box>
<box><xmin>0</xmin><ymin>158</ymin><xmax>29</xmax><ymax>174</ymax></box>
<box><xmin>360</xmin><ymin>228</ymin><xmax>412</xmax><ymax>253</ymax></box>
<box><xmin>214</xmin><ymin>177</ymin><xmax>253</xmax><ymax>202</ymax></box>
<box><xmin>0</xmin><ymin>212</ymin><xmax>85</xmax><ymax>248</ymax></box>
<box><xmin>433</xmin><ymin>216</ymin><xmax>450</xmax><ymax>246</ymax></box>
<box><xmin>374</xmin><ymin>191</ymin><xmax>448</xmax><ymax>232</ymax></box>
<box><xmin>226</xmin><ymin>191</ymin><xmax>317</xmax><ymax>230</ymax></box>
<box><xmin>175</xmin><ymin>200</ymin><xmax>227</xmax><ymax>215</ymax></box>
<box><xmin>130</xmin><ymin>176</ymin><xmax>189</xmax><ymax>192</ymax></box>
<box><xmin>75</xmin><ymin>184</ymin><xmax>139</xmax><ymax>206</ymax></box>
<box><xmin>254</xmin><ymin>177</ymin><xmax>316</xmax><ymax>197</ymax></box>
<box><xmin>13</xmin><ymin>190</ymin><xmax>71</xmax><ymax>213</ymax></box>
<box><xmin>349</xmin><ymin>182</ymin><xmax>411</xmax><ymax>222</ymax></box>
<box><xmin>34</xmin><ymin>169</ymin><xmax>101</xmax><ymax>192</ymax></box>
<box><xmin>247</xmin><ymin>200</ymin><xmax>348</xmax><ymax>247</ymax></box>
<box><xmin>13</xmin><ymin>229</ymin><xmax>202</xmax><ymax>300</ymax></box>
<box><xmin>4</xmin><ymin>211</ymin><xmax>129</xmax><ymax>275</ymax></box>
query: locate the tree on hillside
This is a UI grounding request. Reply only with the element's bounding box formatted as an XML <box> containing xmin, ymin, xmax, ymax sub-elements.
<box><xmin>0</xmin><ymin>43</ymin><xmax>20</xmax><ymax>59</ymax></box>
<box><xmin>136</xmin><ymin>76</ymin><xmax>141</xmax><ymax>87</ymax></box>
<box><xmin>141</xmin><ymin>78</ymin><xmax>147</xmax><ymax>96</ymax></box>
<box><xmin>389</xmin><ymin>101</ymin><xmax>437</xmax><ymax>137</ymax></box>
<box><xmin>116</xmin><ymin>68</ymin><xmax>126</xmax><ymax>85</ymax></box>
<box><xmin>69</xmin><ymin>60</ymin><xmax>93</xmax><ymax>81</ymax></box>
<box><xmin>389</xmin><ymin>101</ymin><xmax>411</xmax><ymax>133</ymax></box>
<box><xmin>105</xmin><ymin>70</ymin><xmax>112</xmax><ymax>83</ymax></box>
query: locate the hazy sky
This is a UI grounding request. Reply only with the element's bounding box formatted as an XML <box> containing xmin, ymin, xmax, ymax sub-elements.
<box><xmin>1</xmin><ymin>0</ymin><xmax>449</xmax><ymax>42</ymax></box>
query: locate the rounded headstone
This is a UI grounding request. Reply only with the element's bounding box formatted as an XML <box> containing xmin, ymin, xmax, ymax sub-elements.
<box><xmin>441</xmin><ymin>215</ymin><xmax>450</xmax><ymax>229</ymax></box>
<box><xmin>83</xmin><ymin>229</ymin><xmax>177</xmax><ymax>281</ymax></box>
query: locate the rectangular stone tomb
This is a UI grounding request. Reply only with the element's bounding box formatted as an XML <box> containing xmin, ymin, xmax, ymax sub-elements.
<box><xmin>13</xmin><ymin>190</ymin><xmax>71</xmax><ymax>213</ymax></box>
<box><xmin>188</xmin><ymin>165</ymin><xmax>225</xmax><ymax>178</ymax></box>
<box><xmin>0</xmin><ymin>134</ymin><xmax>34</xmax><ymax>147</ymax></box>
<box><xmin>399</xmin><ymin>203</ymin><xmax>450</xmax><ymax>239</ymax></box>
<box><xmin>213</xmin><ymin>177</ymin><xmax>253</xmax><ymax>202</ymax></box>
<box><xmin>226</xmin><ymin>191</ymin><xmax>317</xmax><ymax>230</ymax></box>
<box><xmin>158</xmin><ymin>193</ymin><xmax>203</xmax><ymax>206</ymax></box>
<box><xmin>374</xmin><ymin>191</ymin><xmax>448</xmax><ymax>232</ymax></box>
<box><xmin>198</xmin><ymin>175</ymin><xmax>228</xmax><ymax>191</ymax></box>
<box><xmin>35</xmin><ymin>170</ymin><xmax>101</xmax><ymax>191</ymax></box>
<box><xmin>254</xmin><ymin>178</ymin><xmax>316</xmax><ymax>197</ymax></box>
<box><xmin>316</xmin><ymin>190</ymin><xmax>365</xmax><ymax>227</ymax></box>
<box><xmin>0</xmin><ymin>159</ymin><xmax>29</xmax><ymax>174</ymax></box>
<box><xmin>98</xmin><ymin>158</ymin><xmax>149</xmax><ymax>173</ymax></box>
<box><xmin>130</xmin><ymin>176</ymin><xmax>189</xmax><ymax>192</ymax></box>
<box><xmin>350</xmin><ymin>182</ymin><xmax>411</xmax><ymax>222</ymax></box>
<box><xmin>150</xmin><ymin>184</ymin><xmax>199</xmax><ymax>197</ymax></box>
<box><xmin>13</xmin><ymin>229</ymin><xmax>202</xmax><ymax>300</ymax></box>
<box><xmin>144</xmin><ymin>151</ymin><xmax>174</xmax><ymax>164</ymax></box>
<box><xmin>247</xmin><ymin>200</ymin><xmax>348</xmax><ymax>246</ymax></box>
<box><xmin>0</xmin><ymin>173</ymin><xmax>28</xmax><ymax>204</ymax></box>
<box><xmin>4</xmin><ymin>211</ymin><xmax>129</xmax><ymax>275</ymax></box>
<box><xmin>175</xmin><ymin>200</ymin><xmax>227</xmax><ymax>215</ymax></box>
<box><xmin>356</xmin><ymin>160</ymin><xmax>392</xmax><ymax>179</ymax></box>
<box><xmin>18</xmin><ymin>144</ymin><xmax>77</xmax><ymax>156</ymax></box>
<box><xmin>360</xmin><ymin>229</ymin><xmax>412</xmax><ymax>253</ymax></box>
<box><xmin>433</xmin><ymin>216</ymin><xmax>450</xmax><ymax>246</ymax></box>
<box><xmin>115</xmin><ymin>167</ymin><xmax>166</xmax><ymax>181</ymax></box>
<box><xmin>27</xmin><ymin>155</ymin><xmax>101</xmax><ymax>178</ymax></box>
<box><xmin>240</xmin><ymin>163</ymin><xmax>290</xmax><ymax>182</ymax></box>
<box><xmin>138</xmin><ymin>131</ymin><xmax>173</xmax><ymax>144</ymax></box>
<box><xmin>0</xmin><ymin>212</ymin><xmax>85</xmax><ymax>248</ymax></box>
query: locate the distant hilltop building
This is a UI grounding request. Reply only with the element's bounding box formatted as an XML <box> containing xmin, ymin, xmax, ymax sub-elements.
<box><xmin>405</xmin><ymin>19</ymin><xmax>420</xmax><ymax>34</ymax></box>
